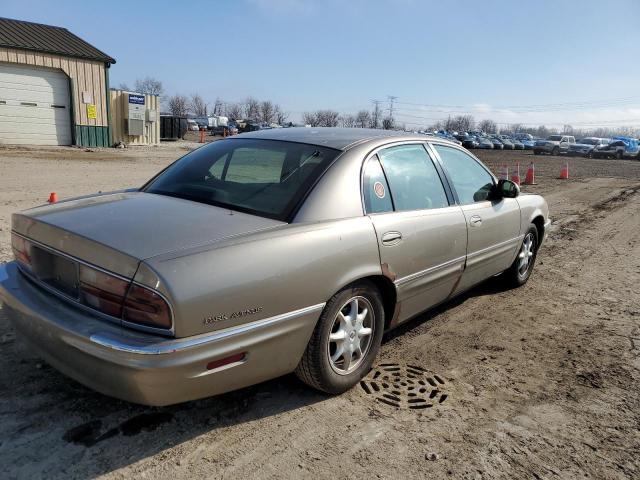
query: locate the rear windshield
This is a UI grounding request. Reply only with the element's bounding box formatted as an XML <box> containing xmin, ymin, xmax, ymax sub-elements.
<box><xmin>143</xmin><ymin>139</ymin><xmax>340</xmax><ymax>221</ymax></box>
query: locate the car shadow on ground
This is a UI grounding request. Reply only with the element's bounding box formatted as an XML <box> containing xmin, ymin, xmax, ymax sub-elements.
<box><xmin>0</xmin><ymin>276</ymin><xmax>510</xmax><ymax>477</ymax></box>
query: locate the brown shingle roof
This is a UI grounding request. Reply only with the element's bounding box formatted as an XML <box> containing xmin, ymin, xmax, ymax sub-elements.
<box><xmin>0</xmin><ymin>17</ymin><xmax>115</xmax><ymax>64</ymax></box>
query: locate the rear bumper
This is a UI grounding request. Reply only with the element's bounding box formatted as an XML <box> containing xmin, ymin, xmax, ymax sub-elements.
<box><xmin>0</xmin><ymin>262</ymin><xmax>322</xmax><ymax>405</ymax></box>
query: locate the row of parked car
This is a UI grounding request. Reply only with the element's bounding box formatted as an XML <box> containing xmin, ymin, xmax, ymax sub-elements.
<box><xmin>532</xmin><ymin>135</ymin><xmax>640</xmax><ymax>159</ymax></box>
<box><xmin>430</xmin><ymin>130</ymin><xmax>640</xmax><ymax>159</ymax></box>
<box><xmin>426</xmin><ymin>131</ymin><xmax>537</xmax><ymax>150</ymax></box>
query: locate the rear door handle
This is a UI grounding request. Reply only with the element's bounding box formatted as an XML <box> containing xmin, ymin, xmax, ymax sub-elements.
<box><xmin>381</xmin><ymin>231</ymin><xmax>402</xmax><ymax>245</ymax></box>
<box><xmin>469</xmin><ymin>215</ymin><xmax>482</xmax><ymax>226</ymax></box>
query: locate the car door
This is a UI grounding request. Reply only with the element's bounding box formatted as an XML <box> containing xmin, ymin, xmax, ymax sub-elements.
<box><xmin>363</xmin><ymin>143</ymin><xmax>467</xmax><ymax>324</ymax></box>
<box><xmin>430</xmin><ymin>143</ymin><xmax>521</xmax><ymax>294</ymax></box>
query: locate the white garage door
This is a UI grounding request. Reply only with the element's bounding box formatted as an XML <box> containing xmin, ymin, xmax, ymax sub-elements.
<box><xmin>0</xmin><ymin>64</ymin><xmax>72</xmax><ymax>146</ymax></box>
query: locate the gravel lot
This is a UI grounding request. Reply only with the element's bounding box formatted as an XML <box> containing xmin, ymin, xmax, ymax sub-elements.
<box><xmin>0</xmin><ymin>142</ymin><xmax>639</xmax><ymax>479</ymax></box>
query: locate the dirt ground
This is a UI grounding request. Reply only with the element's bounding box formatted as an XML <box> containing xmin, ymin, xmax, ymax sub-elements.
<box><xmin>0</xmin><ymin>142</ymin><xmax>639</xmax><ymax>479</ymax></box>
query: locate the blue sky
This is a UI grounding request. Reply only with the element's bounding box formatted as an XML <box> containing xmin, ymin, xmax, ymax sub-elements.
<box><xmin>3</xmin><ymin>0</ymin><xmax>640</xmax><ymax>127</ymax></box>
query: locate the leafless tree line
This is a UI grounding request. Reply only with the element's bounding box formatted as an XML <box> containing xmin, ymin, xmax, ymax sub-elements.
<box><xmin>164</xmin><ymin>94</ymin><xmax>289</xmax><ymax>124</ymax></box>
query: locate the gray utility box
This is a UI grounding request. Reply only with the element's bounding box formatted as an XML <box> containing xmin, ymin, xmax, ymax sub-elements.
<box><xmin>127</xmin><ymin>118</ymin><xmax>144</xmax><ymax>135</ymax></box>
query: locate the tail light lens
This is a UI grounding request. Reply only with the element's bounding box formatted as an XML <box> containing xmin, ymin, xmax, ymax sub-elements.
<box><xmin>11</xmin><ymin>233</ymin><xmax>32</xmax><ymax>270</ymax></box>
<box><xmin>12</xmin><ymin>235</ymin><xmax>173</xmax><ymax>332</ymax></box>
<box><xmin>79</xmin><ymin>265</ymin><xmax>129</xmax><ymax>318</ymax></box>
<box><xmin>80</xmin><ymin>265</ymin><xmax>172</xmax><ymax>330</ymax></box>
<box><xmin>123</xmin><ymin>284</ymin><xmax>172</xmax><ymax>329</ymax></box>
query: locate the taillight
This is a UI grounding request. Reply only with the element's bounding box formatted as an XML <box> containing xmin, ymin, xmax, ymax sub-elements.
<box><xmin>11</xmin><ymin>233</ymin><xmax>32</xmax><ymax>270</ymax></box>
<box><xmin>123</xmin><ymin>284</ymin><xmax>172</xmax><ymax>330</ymax></box>
<box><xmin>79</xmin><ymin>265</ymin><xmax>129</xmax><ymax>318</ymax></box>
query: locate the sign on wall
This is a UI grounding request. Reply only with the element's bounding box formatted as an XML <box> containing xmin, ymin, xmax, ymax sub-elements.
<box><xmin>86</xmin><ymin>104</ymin><xmax>97</xmax><ymax>119</ymax></box>
<box><xmin>128</xmin><ymin>93</ymin><xmax>146</xmax><ymax>121</ymax></box>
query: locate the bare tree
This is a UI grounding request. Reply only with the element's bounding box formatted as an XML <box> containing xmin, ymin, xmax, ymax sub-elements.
<box><xmin>274</xmin><ymin>105</ymin><xmax>289</xmax><ymax>125</ymax></box>
<box><xmin>189</xmin><ymin>94</ymin><xmax>208</xmax><ymax>116</ymax></box>
<box><xmin>316</xmin><ymin>110</ymin><xmax>340</xmax><ymax>127</ymax></box>
<box><xmin>303</xmin><ymin>110</ymin><xmax>340</xmax><ymax>127</ymax></box>
<box><xmin>356</xmin><ymin>110</ymin><xmax>371</xmax><ymax>128</ymax></box>
<box><xmin>478</xmin><ymin>119</ymin><xmax>497</xmax><ymax>134</ymax></box>
<box><xmin>341</xmin><ymin>114</ymin><xmax>357</xmax><ymax>128</ymax></box>
<box><xmin>227</xmin><ymin>103</ymin><xmax>243</xmax><ymax>120</ymax></box>
<box><xmin>117</xmin><ymin>82</ymin><xmax>130</xmax><ymax>91</ymax></box>
<box><xmin>134</xmin><ymin>76</ymin><xmax>163</xmax><ymax>96</ymax></box>
<box><xmin>167</xmin><ymin>94</ymin><xmax>189</xmax><ymax>116</ymax></box>
<box><xmin>303</xmin><ymin>112</ymin><xmax>318</xmax><ymax>126</ymax></box>
<box><xmin>382</xmin><ymin>116</ymin><xmax>395</xmax><ymax>130</ymax></box>
<box><xmin>244</xmin><ymin>97</ymin><xmax>260</xmax><ymax>120</ymax></box>
<box><xmin>260</xmin><ymin>101</ymin><xmax>276</xmax><ymax>124</ymax></box>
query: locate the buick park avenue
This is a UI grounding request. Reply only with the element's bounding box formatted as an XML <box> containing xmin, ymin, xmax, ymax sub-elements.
<box><xmin>0</xmin><ymin>128</ymin><xmax>550</xmax><ymax>406</ymax></box>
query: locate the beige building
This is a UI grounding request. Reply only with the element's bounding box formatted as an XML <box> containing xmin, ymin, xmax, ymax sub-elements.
<box><xmin>0</xmin><ymin>17</ymin><xmax>115</xmax><ymax>147</ymax></box>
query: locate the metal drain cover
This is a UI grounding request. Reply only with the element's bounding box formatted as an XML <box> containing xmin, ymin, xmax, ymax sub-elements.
<box><xmin>360</xmin><ymin>363</ymin><xmax>448</xmax><ymax>410</ymax></box>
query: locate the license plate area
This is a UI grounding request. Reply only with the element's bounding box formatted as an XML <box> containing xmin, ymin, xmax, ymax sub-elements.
<box><xmin>30</xmin><ymin>246</ymin><xmax>79</xmax><ymax>299</ymax></box>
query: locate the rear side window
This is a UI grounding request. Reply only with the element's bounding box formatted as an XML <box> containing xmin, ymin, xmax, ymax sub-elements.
<box><xmin>378</xmin><ymin>144</ymin><xmax>449</xmax><ymax>211</ymax></box>
<box><xmin>363</xmin><ymin>156</ymin><xmax>393</xmax><ymax>214</ymax></box>
<box><xmin>433</xmin><ymin>145</ymin><xmax>494</xmax><ymax>204</ymax></box>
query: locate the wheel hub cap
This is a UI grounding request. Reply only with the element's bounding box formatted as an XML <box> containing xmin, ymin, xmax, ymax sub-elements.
<box><xmin>327</xmin><ymin>296</ymin><xmax>374</xmax><ymax>375</ymax></box>
<box><xmin>517</xmin><ymin>233</ymin><xmax>535</xmax><ymax>276</ymax></box>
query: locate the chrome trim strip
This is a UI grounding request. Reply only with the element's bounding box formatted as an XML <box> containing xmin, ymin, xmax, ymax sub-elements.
<box><xmin>466</xmin><ymin>235</ymin><xmax>523</xmax><ymax>260</ymax></box>
<box><xmin>395</xmin><ymin>255</ymin><xmax>466</xmax><ymax>286</ymax></box>
<box><xmin>88</xmin><ymin>303</ymin><xmax>326</xmax><ymax>355</ymax></box>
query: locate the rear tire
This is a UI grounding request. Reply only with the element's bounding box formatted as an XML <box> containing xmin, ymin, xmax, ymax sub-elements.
<box><xmin>616</xmin><ymin>150</ymin><xmax>623</xmax><ymax>160</ymax></box>
<box><xmin>295</xmin><ymin>281</ymin><xmax>385</xmax><ymax>394</ymax></box>
<box><xmin>503</xmin><ymin>224</ymin><xmax>539</xmax><ymax>288</ymax></box>
<box><xmin>552</xmin><ymin>147</ymin><xmax>560</xmax><ymax>156</ymax></box>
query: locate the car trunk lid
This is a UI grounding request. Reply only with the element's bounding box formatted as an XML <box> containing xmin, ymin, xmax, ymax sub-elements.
<box><xmin>12</xmin><ymin>191</ymin><xmax>285</xmax><ymax>278</ymax></box>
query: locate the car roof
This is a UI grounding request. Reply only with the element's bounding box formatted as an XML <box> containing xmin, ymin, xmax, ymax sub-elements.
<box><xmin>231</xmin><ymin>127</ymin><xmax>445</xmax><ymax>151</ymax></box>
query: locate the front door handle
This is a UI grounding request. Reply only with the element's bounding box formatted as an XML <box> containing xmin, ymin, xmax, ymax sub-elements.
<box><xmin>469</xmin><ymin>215</ymin><xmax>482</xmax><ymax>226</ymax></box>
<box><xmin>381</xmin><ymin>231</ymin><xmax>402</xmax><ymax>245</ymax></box>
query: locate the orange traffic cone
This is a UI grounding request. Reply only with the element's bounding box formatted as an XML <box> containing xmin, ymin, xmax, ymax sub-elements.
<box><xmin>559</xmin><ymin>162</ymin><xmax>569</xmax><ymax>180</ymax></box>
<box><xmin>523</xmin><ymin>163</ymin><xmax>536</xmax><ymax>185</ymax></box>
<box><xmin>511</xmin><ymin>163</ymin><xmax>521</xmax><ymax>185</ymax></box>
<box><xmin>48</xmin><ymin>192</ymin><xmax>58</xmax><ymax>203</ymax></box>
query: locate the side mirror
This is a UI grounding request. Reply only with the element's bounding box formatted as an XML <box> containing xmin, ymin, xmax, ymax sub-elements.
<box><xmin>493</xmin><ymin>179</ymin><xmax>520</xmax><ymax>199</ymax></box>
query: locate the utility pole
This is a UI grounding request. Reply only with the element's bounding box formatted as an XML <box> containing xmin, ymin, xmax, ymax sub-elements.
<box><xmin>371</xmin><ymin>100</ymin><xmax>382</xmax><ymax>129</ymax></box>
<box><xmin>387</xmin><ymin>95</ymin><xmax>398</xmax><ymax>120</ymax></box>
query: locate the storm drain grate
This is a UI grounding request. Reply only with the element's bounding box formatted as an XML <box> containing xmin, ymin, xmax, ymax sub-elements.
<box><xmin>360</xmin><ymin>363</ymin><xmax>448</xmax><ymax>410</ymax></box>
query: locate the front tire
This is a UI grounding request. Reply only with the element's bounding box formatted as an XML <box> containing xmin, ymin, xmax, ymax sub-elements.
<box><xmin>295</xmin><ymin>281</ymin><xmax>385</xmax><ymax>394</ymax></box>
<box><xmin>552</xmin><ymin>147</ymin><xmax>560</xmax><ymax>156</ymax></box>
<box><xmin>503</xmin><ymin>225</ymin><xmax>539</xmax><ymax>288</ymax></box>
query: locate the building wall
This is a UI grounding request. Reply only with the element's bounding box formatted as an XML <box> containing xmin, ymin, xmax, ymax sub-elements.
<box><xmin>109</xmin><ymin>89</ymin><xmax>160</xmax><ymax>146</ymax></box>
<box><xmin>0</xmin><ymin>46</ymin><xmax>110</xmax><ymax>146</ymax></box>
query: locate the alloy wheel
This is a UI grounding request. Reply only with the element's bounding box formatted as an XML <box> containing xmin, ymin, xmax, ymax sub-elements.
<box><xmin>518</xmin><ymin>233</ymin><xmax>535</xmax><ymax>277</ymax></box>
<box><xmin>327</xmin><ymin>296</ymin><xmax>375</xmax><ymax>375</ymax></box>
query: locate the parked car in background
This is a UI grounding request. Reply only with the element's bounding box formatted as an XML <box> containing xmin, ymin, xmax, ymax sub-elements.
<box><xmin>567</xmin><ymin>137</ymin><xmax>609</xmax><ymax>157</ymax></box>
<box><xmin>461</xmin><ymin>136</ymin><xmax>479</xmax><ymax>149</ymax></box>
<box><xmin>533</xmin><ymin>135</ymin><xmax>576</xmax><ymax>155</ymax></box>
<box><xmin>515</xmin><ymin>133</ymin><xmax>534</xmax><ymax>141</ymax></box>
<box><xmin>0</xmin><ymin>128</ymin><xmax>550</xmax><ymax>406</ymax></box>
<box><xmin>477</xmin><ymin>137</ymin><xmax>494</xmax><ymax>149</ymax></box>
<box><xmin>500</xmin><ymin>137</ymin><xmax>515</xmax><ymax>150</ymax></box>
<box><xmin>511</xmin><ymin>139</ymin><xmax>525</xmax><ymax>150</ymax></box>
<box><xmin>592</xmin><ymin>137</ymin><xmax>640</xmax><ymax>159</ymax></box>
<box><xmin>489</xmin><ymin>137</ymin><xmax>504</xmax><ymax>150</ymax></box>
<box><xmin>520</xmin><ymin>139</ymin><xmax>535</xmax><ymax>150</ymax></box>
<box><xmin>187</xmin><ymin>119</ymin><xmax>200</xmax><ymax>131</ymax></box>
